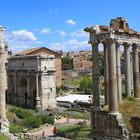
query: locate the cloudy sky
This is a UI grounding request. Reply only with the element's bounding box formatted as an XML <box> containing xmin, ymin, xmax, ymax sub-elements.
<box><xmin>0</xmin><ymin>0</ymin><xmax>140</xmax><ymax>53</ymax></box>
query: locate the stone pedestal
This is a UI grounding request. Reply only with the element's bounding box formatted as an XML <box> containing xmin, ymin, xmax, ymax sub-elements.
<box><xmin>35</xmin><ymin>96</ymin><xmax>41</xmax><ymax>111</ymax></box>
<box><xmin>91</xmin><ymin>111</ymin><xmax>129</xmax><ymax>140</ymax></box>
<box><xmin>0</xmin><ymin>118</ymin><xmax>9</xmax><ymax>134</ymax></box>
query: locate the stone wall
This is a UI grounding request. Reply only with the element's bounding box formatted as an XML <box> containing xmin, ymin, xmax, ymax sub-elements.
<box><xmin>91</xmin><ymin>111</ymin><xmax>129</xmax><ymax>140</ymax></box>
<box><xmin>7</xmin><ymin>54</ymin><xmax>57</xmax><ymax>110</ymax></box>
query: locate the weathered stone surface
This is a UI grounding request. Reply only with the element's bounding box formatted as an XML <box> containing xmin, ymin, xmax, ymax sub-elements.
<box><xmin>130</xmin><ymin>115</ymin><xmax>140</xmax><ymax>133</ymax></box>
<box><xmin>7</xmin><ymin>54</ymin><xmax>57</xmax><ymax>111</ymax></box>
<box><xmin>0</xmin><ymin>26</ymin><xmax>9</xmax><ymax>134</ymax></box>
<box><xmin>92</xmin><ymin>111</ymin><xmax>129</xmax><ymax>140</ymax></box>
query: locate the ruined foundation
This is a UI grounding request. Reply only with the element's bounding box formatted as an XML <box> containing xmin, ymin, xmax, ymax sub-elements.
<box><xmin>91</xmin><ymin>111</ymin><xmax>129</xmax><ymax>140</ymax></box>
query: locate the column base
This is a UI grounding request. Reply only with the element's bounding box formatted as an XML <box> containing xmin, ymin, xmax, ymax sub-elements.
<box><xmin>0</xmin><ymin>118</ymin><xmax>9</xmax><ymax>134</ymax></box>
<box><xmin>35</xmin><ymin>97</ymin><xmax>41</xmax><ymax>111</ymax></box>
<box><xmin>91</xmin><ymin>111</ymin><xmax>129</xmax><ymax>140</ymax></box>
<box><xmin>134</xmin><ymin>98</ymin><xmax>140</xmax><ymax>101</ymax></box>
<box><xmin>108</xmin><ymin>111</ymin><xmax>119</xmax><ymax>115</ymax></box>
<box><xmin>91</xmin><ymin>106</ymin><xmax>102</xmax><ymax>112</ymax></box>
<box><xmin>0</xmin><ymin>118</ymin><xmax>19</xmax><ymax>140</ymax></box>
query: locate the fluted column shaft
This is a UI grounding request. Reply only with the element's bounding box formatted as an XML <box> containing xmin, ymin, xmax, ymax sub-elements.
<box><xmin>124</xmin><ymin>43</ymin><xmax>131</xmax><ymax>97</ymax></box>
<box><xmin>108</xmin><ymin>40</ymin><xmax>118</xmax><ymax>113</ymax></box>
<box><xmin>116</xmin><ymin>45</ymin><xmax>122</xmax><ymax>102</ymax></box>
<box><xmin>132</xmin><ymin>44</ymin><xmax>140</xmax><ymax>98</ymax></box>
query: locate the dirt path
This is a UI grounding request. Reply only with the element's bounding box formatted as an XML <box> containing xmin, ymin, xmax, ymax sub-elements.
<box><xmin>29</xmin><ymin>117</ymin><xmax>88</xmax><ymax>137</ymax></box>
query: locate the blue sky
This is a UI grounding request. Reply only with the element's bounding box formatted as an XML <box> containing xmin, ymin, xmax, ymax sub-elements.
<box><xmin>1</xmin><ymin>0</ymin><xmax>140</xmax><ymax>52</ymax></box>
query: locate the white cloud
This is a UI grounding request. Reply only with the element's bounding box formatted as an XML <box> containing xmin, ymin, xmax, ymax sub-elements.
<box><xmin>66</xmin><ymin>19</ymin><xmax>76</xmax><ymax>25</ymax></box>
<box><xmin>71</xmin><ymin>30</ymin><xmax>88</xmax><ymax>38</ymax></box>
<box><xmin>49</xmin><ymin>39</ymin><xmax>90</xmax><ymax>52</ymax></box>
<box><xmin>49</xmin><ymin>42</ymin><xmax>68</xmax><ymax>51</ymax></box>
<box><xmin>59</xmin><ymin>31</ymin><xmax>67</xmax><ymax>36</ymax></box>
<box><xmin>6</xmin><ymin>30</ymin><xmax>39</xmax><ymax>53</ymax></box>
<box><xmin>68</xmin><ymin>39</ymin><xmax>78</xmax><ymax>45</ymax></box>
<box><xmin>12</xmin><ymin>29</ymin><xmax>37</xmax><ymax>41</ymax></box>
<box><xmin>40</xmin><ymin>27</ymin><xmax>51</xmax><ymax>34</ymax></box>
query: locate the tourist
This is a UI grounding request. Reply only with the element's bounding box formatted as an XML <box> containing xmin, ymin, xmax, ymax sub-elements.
<box><xmin>53</xmin><ymin>126</ymin><xmax>57</xmax><ymax>135</ymax></box>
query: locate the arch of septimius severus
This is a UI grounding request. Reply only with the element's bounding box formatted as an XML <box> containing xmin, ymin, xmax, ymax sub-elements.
<box><xmin>84</xmin><ymin>17</ymin><xmax>140</xmax><ymax>139</ymax></box>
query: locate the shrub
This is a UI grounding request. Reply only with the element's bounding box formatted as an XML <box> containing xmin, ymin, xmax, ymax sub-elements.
<box><xmin>41</xmin><ymin>115</ymin><xmax>54</xmax><ymax>124</ymax></box>
<box><xmin>9</xmin><ymin>123</ymin><xmax>24</xmax><ymax>133</ymax></box>
<box><xmin>10</xmin><ymin>107</ymin><xmax>33</xmax><ymax>119</ymax></box>
<box><xmin>23</xmin><ymin>115</ymin><xmax>42</xmax><ymax>128</ymax></box>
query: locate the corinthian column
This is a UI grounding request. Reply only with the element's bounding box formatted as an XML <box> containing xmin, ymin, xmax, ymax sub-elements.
<box><xmin>91</xmin><ymin>41</ymin><xmax>101</xmax><ymax>109</ymax></box>
<box><xmin>116</xmin><ymin>43</ymin><xmax>122</xmax><ymax>103</ymax></box>
<box><xmin>108</xmin><ymin>39</ymin><xmax>118</xmax><ymax>114</ymax></box>
<box><xmin>132</xmin><ymin>44</ymin><xmax>140</xmax><ymax>98</ymax></box>
<box><xmin>124</xmin><ymin>43</ymin><xmax>131</xmax><ymax>97</ymax></box>
<box><xmin>103</xmin><ymin>41</ymin><xmax>109</xmax><ymax>105</ymax></box>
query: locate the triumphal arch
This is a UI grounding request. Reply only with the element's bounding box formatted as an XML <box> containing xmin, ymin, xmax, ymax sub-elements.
<box><xmin>84</xmin><ymin>17</ymin><xmax>140</xmax><ymax>139</ymax></box>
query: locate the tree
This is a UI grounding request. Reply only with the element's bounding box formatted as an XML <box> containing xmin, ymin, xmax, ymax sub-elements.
<box><xmin>61</xmin><ymin>57</ymin><xmax>73</xmax><ymax>70</ymax></box>
<box><xmin>80</xmin><ymin>76</ymin><xmax>93</xmax><ymax>94</ymax></box>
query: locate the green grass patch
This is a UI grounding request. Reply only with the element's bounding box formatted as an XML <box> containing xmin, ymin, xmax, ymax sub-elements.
<box><xmin>7</xmin><ymin>106</ymin><xmax>55</xmax><ymax>134</ymax></box>
<box><xmin>0</xmin><ymin>134</ymin><xmax>10</xmax><ymax>140</ymax></box>
<box><xmin>119</xmin><ymin>99</ymin><xmax>140</xmax><ymax>131</ymax></box>
<box><xmin>9</xmin><ymin>107</ymin><xmax>34</xmax><ymax>119</ymax></box>
<box><xmin>9</xmin><ymin>123</ymin><xmax>24</xmax><ymax>133</ymax></box>
<box><xmin>57</xmin><ymin>125</ymin><xmax>91</xmax><ymax>140</ymax></box>
<box><xmin>66</xmin><ymin>78</ymin><xmax>81</xmax><ymax>86</ymax></box>
<box><xmin>62</xmin><ymin>110</ymin><xmax>88</xmax><ymax>119</ymax></box>
<box><xmin>6</xmin><ymin>111</ymin><xmax>15</xmax><ymax>122</ymax></box>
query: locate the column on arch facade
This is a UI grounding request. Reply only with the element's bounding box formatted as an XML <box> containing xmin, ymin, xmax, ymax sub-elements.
<box><xmin>35</xmin><ymin>73</ymin><xmax>41</xmax><ymax>110</ymax></box>
<box><xmin>124</xmin><ymin>43</ymin><xmax>131</xmax><ymax>97</ymax></box>
<box><xmin>14</xmin><ymin>71</ymin><xmax>17</xmax><ymax>95</ymax></box>
<box><xmin>27</xmin><ymin>71</ymin><xmax>30</xmax><ymax>97</ymax></box>
<box><xmin>132</xmin><ymin>43</ymin><xmax>140</xmax><ymax>98</ymax></box>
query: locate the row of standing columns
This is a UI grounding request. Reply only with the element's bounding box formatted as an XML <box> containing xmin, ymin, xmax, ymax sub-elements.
<box><xmin>92</xmin><ymin>39</ymin><xmax>140</xmax><ymax>113</ymax></box>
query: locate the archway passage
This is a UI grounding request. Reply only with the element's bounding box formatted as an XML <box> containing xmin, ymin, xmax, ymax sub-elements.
<box><xmin>19</xmin><ymin>78</ymin><xmax>28</xmax><ymax>106</ymax></box>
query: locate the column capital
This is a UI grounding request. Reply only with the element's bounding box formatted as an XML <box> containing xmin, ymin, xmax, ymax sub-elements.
<box><xmin>91</xmin><ymin>40</ymin><xmax>100</xmax><ymax>47</ymax></box>
<box><xmin>102</xmin><ymin>39</ymin><xmax>116</xmax><ymax>46</ymax></box>
<box><xmin>123</xmin><ymin>42</ymin><xmax>131</xmax><ymax>48</ymax></box>
<box><xmin>115</xmin><ymin>41</ymin><xmax>121</xmax><ymax>47</ymax></box>
<box><xmin>132</xmin><ymin>43</ymin><xmax>139</xmax><ymax>50</ymax></box>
